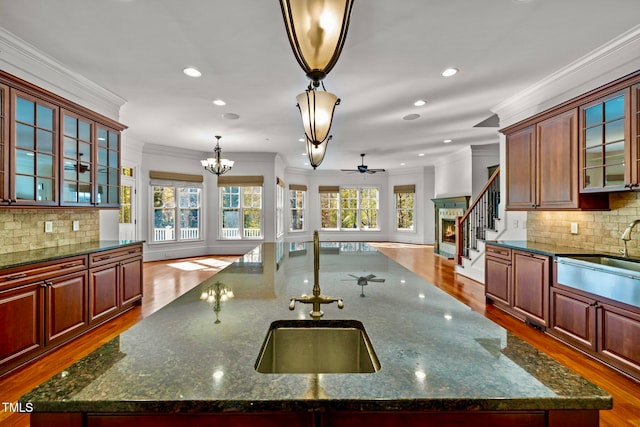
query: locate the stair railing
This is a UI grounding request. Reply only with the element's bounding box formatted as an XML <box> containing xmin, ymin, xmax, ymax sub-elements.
<box><xmin>455</xmin><ymin>167</ymin><xmax>500</xmax><ymax>265</ymax></box>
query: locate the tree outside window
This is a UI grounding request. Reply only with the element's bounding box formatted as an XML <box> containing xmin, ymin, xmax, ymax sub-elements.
<box><xmin>221</xmin><ymin>185</ymin><xmax>262</xmax><ymax>239</ymax></box>
<box><xmin>321</xmin><ymin>187</ymin><xmax>379</xmax><ymax>230</ymax></box>
<box><xmin>396</xmin><ymin>192</ymin><xmax>415</xmax><ymax>230</ymax></box>
<box><xmin>320</xmin><ymin>191</ymin><xmax>339</xmax><ymax>229</ymax></box>
<box><xmin>290</xmin><ymin>189</ymin><xmax>305</xmax><ymax>231</ymax></box>
<box><xmin>152</xmin><ymin>185</ymin><xmax>201</xmax><ymax>242</ymax></box>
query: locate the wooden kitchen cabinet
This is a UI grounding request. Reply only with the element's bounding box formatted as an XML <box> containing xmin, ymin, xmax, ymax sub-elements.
<box><xmin>485</xmin><ymin>245</ymin><xmax>551</xmax><ymax>329</ymax></box>
<box><xmin>0</xmin><ymin>283</ymin><xmax>44</xmax><ymax>369</ymax></box>
<box><xmin>631</xmin><ymin>83</ymin><xmax>640</xmax><ymax>186</ymax></box>
<box><xmin>598</xmin><ymin>301</ymin><xmax>640</xmax><ymax>379</ymax></box>
<box><xmin>549</xmin><ymin>286</ymin><xmax>597</xmax><ymax>351</ymax></box>
<box><xmin>505</xmin><ymin>111</ymin><xmax>608</xmax><ymax>210</ymax></box>
<box><xmin>89</xmin><ymin>244</ymin><xmax>143</xmax><ymax>324</ymax></box>
<box><xmin>512</xmin><ymin>250</ymin><xmax>549</xmax><ymax>327</ymax></box>
<box><xmin>0</xmin><ymin>83</ymin><xmax>8</xmax><ymax>203</ymax></box>
<box><xmin>0</xmin><ymin>70</ymin><xmax>125</xmax><ymax>209</ymax></box>
<box><xmin>485</xmin><ymin>244</ymin><xmax>511</xmax><ymax>306</ymax></box>
<box><xmin>45</xmin><ymin>271</ymin><xmax>89</xmax><ymax>346</ymax></box>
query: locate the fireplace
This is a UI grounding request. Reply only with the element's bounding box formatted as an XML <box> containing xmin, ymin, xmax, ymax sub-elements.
<box><xmin>431</xmin><ymin>196</ymin><xmax>469</xmax><ymax>259</ymax></box>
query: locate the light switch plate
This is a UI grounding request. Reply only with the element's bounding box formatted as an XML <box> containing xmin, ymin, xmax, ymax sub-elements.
<box><xmin>72</xmin><ymin>220</ymin><xmax>80</xmax><ymax>231</ymax></box>
<box><xmin>570</xmin><ymin>222</ymin><xmax>579</xmax><ymax>234</ymax></box>
<box><xmin>44</xmin><ymin>221</ymin><xmax>53</xmax><ymax>233</ymax></box>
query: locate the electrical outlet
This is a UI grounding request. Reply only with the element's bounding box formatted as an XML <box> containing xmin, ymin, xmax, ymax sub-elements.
<box><xmin>72</xmin><ymin>220</ymin><xmax>80</xmax><ymax>231</ymax></box>
<box><xmin>570</xmin><ymin>222</ymin><xmax>579</xmax><ymax>234</ymax></box>
<box><xmin>512</xmin><ymin>219</ymin><xmax>518</xmax><ymax>229</ymax></box>
<box><xmin>44</xmin><ymin>221</ymin><xmax>53</xmax><ymax>233</ymax></box>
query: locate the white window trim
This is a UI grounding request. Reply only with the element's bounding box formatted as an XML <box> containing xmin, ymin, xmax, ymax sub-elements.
<box><xmin>149</xmin><ymin>180</ymin><xmax>203</xmax><ymax>245</ymax></box>
<box><xmin>289</xmin><ymin>189</ymin><xmax>306</xmax><ymax>232</ymax></box>
<box><xmin>395</xmin><ymin>191</ymin><xmax>415</xmax><ymax>232</ymax></box>
<box><xmin>219</xmin><ymin>185</ymin><xmax>264</xmax><ymax>240</ymax></box>
<box><xmin>320</xmin><ymin>186</ymin><xmax>380</xmax><ymax>231</ymax></box>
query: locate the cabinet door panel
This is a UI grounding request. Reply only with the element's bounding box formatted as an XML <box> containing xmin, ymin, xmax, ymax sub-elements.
<box><xmin>598</xmin><ymin>303</ymin><xmax>640</xmax><ymax>376</ymax></box>
<box><xmin>120</xmin><ymin>257</ymin><xmax>142</xmax><ymax>307</ymax></box>
<box><xmin>549</xmin><ymin>287</ymin><xmax>596</xmax><ymax>351</ymax></box>
<box><xmin>0</xmin><ymin>284</ymin><xmax>43</xmax><ymax>366</ymax></box>
<box><xmin>512</xmin><ymin>251</ymin><xmax>549</xmax><ymax>327</ymax></box>
<box><xmin>46</xmin><ymin>271</ymin><xmax>88</xmax><ymax>345</ymax></box>
<box><xmin>537</xmin><ymin>110</ymin><xmax>578</xmax><ymax>208</ymax></box>
<box><xmin>485</xmin><ymin>257</ymin><xmax>511</xmax><ymax>306</ymax></box>
<box><xmin>506</xmin><ymin>126</ymin><xmax>536</xmax><ymax>209</ymax></box>
<box><xmin>89</xmin><ymin>266</ymin><xmax>119</xmax><ymax>324</ymax></box>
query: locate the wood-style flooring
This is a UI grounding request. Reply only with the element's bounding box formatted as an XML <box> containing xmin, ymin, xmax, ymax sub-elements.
<box><xmin>1</xmin><ymin>246</ymin><xmax>639</xmax><ymax>426</ymax></box>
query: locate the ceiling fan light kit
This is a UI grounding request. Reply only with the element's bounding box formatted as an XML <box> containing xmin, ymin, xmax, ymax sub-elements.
<box><xmin>280</xmin><ymin>0</ymin><xmax>355</xmax><ymax>169</ymax></box>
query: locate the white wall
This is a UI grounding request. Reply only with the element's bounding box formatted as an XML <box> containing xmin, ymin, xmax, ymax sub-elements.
<box><xmin>434</xmin><ymin>146</ymin><xmax>473</xmax><ymax>199</ymax></box>
<box><xmin>471</xmin><ymin>144</ymin><xmax>500</xmax><ymax>200</ymax></box>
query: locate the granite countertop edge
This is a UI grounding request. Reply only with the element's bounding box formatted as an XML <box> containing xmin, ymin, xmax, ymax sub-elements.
<box><xmin>0</xmin><ymin>240</ymin><xmax>145</xmax><ymax>270</ymax></box>
<box><xmin>485</xmin><ymin>240</ymin><xmax>635</xmax><ymax>259</ymax></box>
<box><xmin>29</xmin><ymin>396</ymin><xmax>612</xmax><ymax>413</ymax></box>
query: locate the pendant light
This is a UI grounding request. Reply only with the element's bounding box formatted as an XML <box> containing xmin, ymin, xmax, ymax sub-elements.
<box><xmin>200</xmin><ymin>136</ymin><xmax>234</xmax><ymax>176</ymax></box>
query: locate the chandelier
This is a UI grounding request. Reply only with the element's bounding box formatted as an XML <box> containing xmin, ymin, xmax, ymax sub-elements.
<box><xmin>200</xmin><ymin>281</ymin><xmax>234</xmax><ymax>324</ymax></box>
<box><xmin>200</xmin><ymin>135</ymin><xmax>234</xmax><ymax>176</ymax></box>
<box><xmin>280</xmin><ymin>0</ymin><xmax>354</xmax><ymax>169</ymax></box>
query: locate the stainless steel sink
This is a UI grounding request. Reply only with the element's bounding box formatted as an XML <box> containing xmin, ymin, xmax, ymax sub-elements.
<box><xmin>255</xmin><ymin>319</ymin><xmax>380</xmax><ymax>374</ymax></box>
<box><xmin>556</xmin><ymin>255</ymin><xmax>640</xmax><ymax>308</ymax></box>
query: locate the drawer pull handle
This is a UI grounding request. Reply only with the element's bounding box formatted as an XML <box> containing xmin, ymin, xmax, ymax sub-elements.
<box><xmin>61</xmin><ymin>263</ymin><xmax>79</xmax><ymax>269</ymax></box>
<box><xmin>98</xmin><ymin>256</ymin><xmax>112</xmax><ymax>261</ymax></box>
<box><xmin>6</xmin><ymin>273</ymin><xmax>28</xmax><ymax>280</ymax></box>
<box><xmin>128</xmin><ymin>250</ymin><xmax>138</xmax><ymax>254</ymax></box>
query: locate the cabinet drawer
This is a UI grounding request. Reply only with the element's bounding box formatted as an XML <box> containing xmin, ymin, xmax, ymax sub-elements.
<box><xmin>89</xmin><ymin>245</ymin><xmax>142</xmax><ymax>267</ymax></box>
<box><xmin>485</xmin><ymin>245</ymin><xmax>511</xmax><ymax>261</ymax></box>
<box><xmin>0</xmin><ymin>256</ymin><xmax>87</xmax><ymax>290</ymax></box>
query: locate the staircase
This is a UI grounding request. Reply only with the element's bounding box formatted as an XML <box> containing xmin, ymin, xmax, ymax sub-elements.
<box><xmin>455</xmin><ymin>167</ymin><xmax>502</xmax><ymax>284</ymax></box>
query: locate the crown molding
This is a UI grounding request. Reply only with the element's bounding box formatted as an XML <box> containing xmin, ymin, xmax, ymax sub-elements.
<box><xmin>493</xmin><ymin>24</ymin><xmax>640</xmax><ymax>127</ymax></box>
<box><xmin>0</xmin><ymin>26</ymin><xmax>126</xmax><ymax>119</ymax></box>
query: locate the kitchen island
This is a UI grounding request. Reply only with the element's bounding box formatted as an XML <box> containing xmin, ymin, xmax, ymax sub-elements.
<box><xmin>21</xmin><ymin>242</ymin><xmax>611</xmax><ymax>426</ymax></box>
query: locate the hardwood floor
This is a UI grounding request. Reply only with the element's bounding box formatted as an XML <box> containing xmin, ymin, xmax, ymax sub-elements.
<box><xmin>1</xmin><ymin>247</ymin><xmax>639</xmax><ymax>426</ymax></box>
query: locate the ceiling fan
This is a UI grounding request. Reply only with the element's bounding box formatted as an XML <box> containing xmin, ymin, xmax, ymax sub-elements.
<box><xmin>340</xmin><ymin>153</ymin><xmax>386</xmax><ymax>174</ymax></box>
<box><xmin>341</xmin><ymin>273</ymin><xmax>385</xmax><ymax>297</ymax></box>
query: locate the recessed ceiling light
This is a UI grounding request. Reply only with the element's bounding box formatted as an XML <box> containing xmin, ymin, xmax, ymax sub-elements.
<box><xmin>402</xmin><ymin>113</ymin><xmax>420</xmax><ymax>121</ymax></box>
<box><xmin>183</xmin><ymin>67</ymin><xmax>202</xmax><ymax>77</ymax></box>
<box><xmin>213</xmin><ymin>99</ymin><xmax>226</xmax><ymax>106</ymax></box>
<box><xmin>301</xmin><ymin>153</ymin><xmax>306</xmax><ymax>156</ymax></box>
<box><xmin>441</xmin><ymin>68</ymin><xmax>459</xmax><ymax>77</ymax></box>
<box><xmin>400</xmin><ymin>162</ymin><xmax>406</xmax><ymax>166</ymax></box>
<box><xmin>413</xmin><ymin>99</ymin><xmax>426</xmax><ymax>107</ymax></box>
<box><xmin>222</xmin><ymin>113</ymin><xmax>240</xmax><ymax>120</ymax></box>
<box><xmin>418</xmin><ymin>153</ymin><xmax>425</xmax><ymax>157</ymax></box>
<box><xmin>298</xmin><ymin>138</ymin><xmax>305</xmax><ymax>142</ymax></box>
<box><xmin>443</xmin><ymin>139</ymin><xmax>452</xmax><ymax>143</ymax></box>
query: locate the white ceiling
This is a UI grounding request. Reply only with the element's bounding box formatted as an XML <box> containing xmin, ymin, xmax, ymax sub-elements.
<box><xmin>0</xmin><ymin>0</ymin><xmax>638</xmax><ymax>172</ymax></box>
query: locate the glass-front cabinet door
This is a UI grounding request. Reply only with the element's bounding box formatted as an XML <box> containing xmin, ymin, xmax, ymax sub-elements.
<box><xmin>11</xmin><ymin>90</ymin><xmax>58</xmax><ymax>205</ymax></box>
<box><xmin>62</xmin><ymin>110</ymin><xmax>94</xmax><ymax>206</ymax></box>
<box><xmin>95</xmin><ymin>124</ymin><xmax>120</xmax><ymax>207</ymax></box>
<box><xmin>0</xmin><ymin>84</ymin><xmax>8</xmax><ymax>203</ymax></box>
<box><xmin>580</xmin><ymin>89</ymin><xmax>630</xmax><ymax>192</ymax></box>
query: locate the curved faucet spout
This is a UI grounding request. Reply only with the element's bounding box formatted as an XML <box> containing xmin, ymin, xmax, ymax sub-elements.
<box><xmin>620</xmin><ymin>219</ymin><xmax>640</xmax><ymax>257</ymax></box>
<box><xmin>289</xmin><ymin>230</ymin><xmax>344</xmax><ymax>319</ymax></box>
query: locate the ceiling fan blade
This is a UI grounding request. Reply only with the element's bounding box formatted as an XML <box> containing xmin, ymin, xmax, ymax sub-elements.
<box><xmin>364</xmin><ymin>274</ymin><xmax>376</xmax><ymax>279</ymax></box>
<box><xmin>369</xmin><ymin>278</ymin><xmax>386</xmax><ymax>282</ymax></box>
<box><xmin>348</xmin><ymin>274</ymin><xmax>360</xmax><ymax>279</ymax></box>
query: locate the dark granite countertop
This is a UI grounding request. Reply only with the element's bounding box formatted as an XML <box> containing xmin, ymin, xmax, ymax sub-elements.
<box><xmin>486</xmin><ymin>240</ymin><xmax>633</xmax><ymax>258</ymax></box>
<box><xmin>20</xmin><ymin>242</ymin><xmax>612</xmax><ymax>413</ymax></box>
<box><xmin>0</xmin><ymin>240</ymin><xmax>144</xmax><ymax>270</ymax></box>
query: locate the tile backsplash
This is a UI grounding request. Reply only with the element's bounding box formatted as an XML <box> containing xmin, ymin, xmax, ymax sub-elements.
<box><xmin>0</xmin><ymin>209</ymin><xmax>99</xmax><ymax>255</ymax></box>
<box><xmin>527</xmin><ymin>192</ymin><xmax>640</xmax><ymax>256</ymax></box>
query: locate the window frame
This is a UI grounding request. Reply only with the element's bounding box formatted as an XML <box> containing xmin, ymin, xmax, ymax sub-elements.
<box><xmin>395</xmin><ymin>191</ymin><xmax>415</xmax><ymax>231</ymax></box>
<box><xmin>289</xmin><ymin>188</ymin><xmax>306</xmax><ymax>232</ymax></box>
<box><xmin>320</xmin><ymin>186</ymin><xmax>380</xmax><ymax>231</ymax></box>
<box><xmin>219</xmin><ymin>184</ymin><xmax>264</xmax><ymax>240</ymax></box>
<box><xmin>149</xmin><ymin>181</ymin><xmax>203</xmax><ymax>244</ymax></box>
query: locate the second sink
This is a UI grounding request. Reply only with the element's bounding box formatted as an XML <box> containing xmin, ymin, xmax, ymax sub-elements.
<box><xmin>255</xmin><ymin>319</ymin><xmax>380</xmax><ymax>374</ymax></box>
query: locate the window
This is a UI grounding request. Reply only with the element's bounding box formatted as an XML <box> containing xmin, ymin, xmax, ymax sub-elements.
<box><xmin>220</xmin><ymin>185</ymin><xmax>263</xmax><ymax>239</ymax></box>
<box><xmin>320</xmin><ymin>186</ymin><xmax>379</xmax><ymax>230</ymax></box>
<box><xmin>394</xmin><ymin>185</ymin><xmax>415</xmax><ymax>231</ymax></box>
<box><xmin>276</xmin><ymin>178</ymin><xmax>285</xmax><ymax>238</ymax></box>
<box><xmin>149</xmin><ymin>171</ymin><xmax>203</xmax><ymax>243</ymax></box>
<box><xmin>151</xmin><ymin>185</ymin><xmax>202</xmax><ymax>242</ymax></box>
<box><xmin>289</xmin><ymin>184</ymin><xmax>306</xmax><ymax>231</ymax></box>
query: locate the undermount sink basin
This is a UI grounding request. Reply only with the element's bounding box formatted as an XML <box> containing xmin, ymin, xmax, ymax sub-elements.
<box><xmin>255</xmin><ymin>319</ymin><xmax>380</xmax><ymax>374</ymax></box>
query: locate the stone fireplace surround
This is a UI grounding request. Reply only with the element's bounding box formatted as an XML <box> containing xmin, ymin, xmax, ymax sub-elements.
<box><xmin>431</xmin><ymin>196</ymin><xmax>469</xmax><ymax>258</ymax></box>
